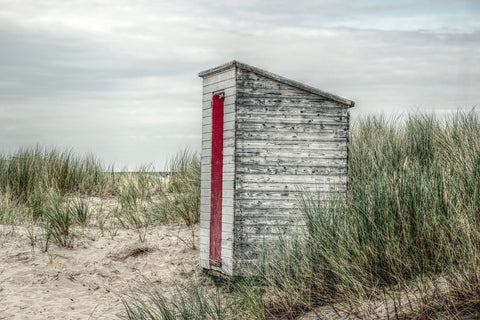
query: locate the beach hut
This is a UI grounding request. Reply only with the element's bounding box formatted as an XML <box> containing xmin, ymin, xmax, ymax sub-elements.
<box><xmin>199</xmin><ymin>61</ymin><xmax>355</xmax><ymax>276</ymax></box>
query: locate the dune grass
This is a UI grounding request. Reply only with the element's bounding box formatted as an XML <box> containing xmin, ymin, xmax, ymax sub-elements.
<box><xmin>121</xmin><ymin>110</ymin><xmax>480</xmax><ymax>319</ymax></box>
<box><xmin>237</xmin><ymin>111</ymin><xmax>480</xmax><ymax>319</ymax></box>
<box><xmin>2</xmin><ymin>111</ymin><xmax>479</xmax><ymax>319</ymax></box>
<box><xmin>0</xmin><ymin>146</ymin><xmax>201</xmax><ymax>249</ymax></box>
<box><xmin>0</xmin><ymin>146</ymin><xmax>109</xmax><ymax>204</ymax></box>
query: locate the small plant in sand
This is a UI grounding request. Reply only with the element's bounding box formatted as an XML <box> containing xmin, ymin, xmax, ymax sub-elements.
<box><xmin>120</xmin><ymin>207</ymin><xmax>151</xmax><ymax>242</ymax></box>
<box><xmin>42</xmin><ymin>196</ymin><xmax>76</xmax><ymax>250</ymax></box>
<box><xmin>69</xmin><ymin>198</ymin><xmax>90</xmax><ymax>227</ymax></box>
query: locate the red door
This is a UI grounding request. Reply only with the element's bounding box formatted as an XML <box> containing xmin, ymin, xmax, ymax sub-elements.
<box><xmin>210</xmin><ymin>93</ymin><xmax>224</xmax><ymax>266</ymax></box>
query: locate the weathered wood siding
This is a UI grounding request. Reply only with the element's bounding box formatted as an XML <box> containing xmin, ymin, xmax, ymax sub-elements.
<box><xmin>199</xmin><ymin>66</ymin><xmax>236</xmax><ymax>275</ymax></box>
<box><xmin>233</xmin><ymin>69</ymin><xmax>350</xmax><ymax>271</ymax></box>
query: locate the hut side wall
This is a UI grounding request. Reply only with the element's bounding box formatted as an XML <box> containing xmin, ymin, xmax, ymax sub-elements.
<box><xmin>199</xmin><ymin>66</ymin><xmax>237</xmax><ymax>275</ymax></box>
<box><xmin>233</xmin><ymin>68</ymin><xmax>350</xmax><ymax>270</ymax></box>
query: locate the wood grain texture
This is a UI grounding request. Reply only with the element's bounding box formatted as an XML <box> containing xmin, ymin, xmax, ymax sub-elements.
<box><xmin>200</xmin><ymin>63</ymin><xmax>352</xmax><ymax>275</ymax></box>
<box><xmin>199</xmin><ymin>65</ymin><xmax>236</xmax><ymax>275</ymax></box>
<box><xmin>233</xmin><ymin>68</ymin><xmax>350</xmax><ymax>273</ymax></box>
<box><xmin>199</xmin><ymin>60</ymin><xmax>354</xmax><ymax>107</ymax></box>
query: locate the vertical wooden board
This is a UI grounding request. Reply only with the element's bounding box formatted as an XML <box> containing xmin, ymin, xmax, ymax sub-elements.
<box><xmin>210</xmin><ymin>93</ymin><xmax>224</xmax><ymax>266</ymax></box>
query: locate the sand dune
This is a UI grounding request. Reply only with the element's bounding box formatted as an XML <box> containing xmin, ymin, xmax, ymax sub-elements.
<box><xmin>0</xmin><ymin>224</ymin><xmax>200</xmax><ymax>320</ymax></box>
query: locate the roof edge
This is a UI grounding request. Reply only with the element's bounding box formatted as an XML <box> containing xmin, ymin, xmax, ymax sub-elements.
<box><xmin>198</xmin><ymin>60</ymin><xmax>237</xmax><ymax>77</ymax></box>
<box><xmin>198</xmin><ymin>60</ymin><xmax>355</xmax><ymax>108</ymax></box>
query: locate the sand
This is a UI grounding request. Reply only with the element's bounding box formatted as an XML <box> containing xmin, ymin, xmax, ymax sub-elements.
<box><xmin>0</xmin><ymin>223</ymin><xmax>200</xmax><ymax>320</ymax></box>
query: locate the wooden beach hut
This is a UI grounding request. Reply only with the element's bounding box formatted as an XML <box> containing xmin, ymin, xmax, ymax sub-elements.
<box><xmin>199</xmin><ymin>60</ymin><xmax>355</xmax><ymax>276</ymax></box>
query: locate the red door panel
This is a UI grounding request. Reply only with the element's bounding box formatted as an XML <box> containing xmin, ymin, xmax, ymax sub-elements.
<box><xmin>210</xmin><ymin>93</ymin><xmax>224</xmax><ymax>266</ymax></box>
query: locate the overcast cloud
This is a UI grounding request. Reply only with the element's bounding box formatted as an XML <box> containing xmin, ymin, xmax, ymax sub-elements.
<box><xmin>0</xmin><ymin>0</ymin><xmax>479</xmax><ymax>169</ymax></box>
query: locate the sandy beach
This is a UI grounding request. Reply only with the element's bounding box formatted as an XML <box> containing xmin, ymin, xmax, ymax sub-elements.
<box><xmin>0</xmin><ymin>223</ymin><xmax>200</xmax><ymax>320</ymax></box>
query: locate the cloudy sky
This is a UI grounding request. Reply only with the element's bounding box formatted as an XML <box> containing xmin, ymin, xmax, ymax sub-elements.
<box><xmin>0</xmin><ymin>0</ymin><xmax>479</xmax><ymax>169</ymax></box>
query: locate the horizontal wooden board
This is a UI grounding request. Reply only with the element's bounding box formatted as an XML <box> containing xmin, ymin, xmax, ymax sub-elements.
<box><xmin>236</xmin><ymin>96</ymin><xmax>341</xmax><ymax>108</ymax></box>
<box><xmin>234</xmin><ymin>210</ymin><xmax>303</xmax><ymax>219</ymax></box>
<box><xmin>236</xmin><ymin>146</ymin><xmax>346</xmax><ymax>156</ymax></box>
<box><xmin>235</xmin><ymin>130</ymin><xmax>347</xmax><ymax>141</ymax></box>
<box><xmin>235</xmin><ymin>148</ymin><xmax>346</xmax><ymax>159</ymax></box>
<box><xmin>237</xmin><ymin>77</ymin><xmax>329</xmax><ymax>97</ymax></box>
<box><xmin>237</xmin><ymin>224</ymin><xmax>298</xmax><ymax>236</ymax></box>
<box><xmin>234</xmin><ymin>165</ymin><xmax>347</xmax><ymax>175</ymax></box>
<box><xmin>203</xmin><ymin>87</ymin><xmax>236</xmax><ymax>103</ymax></box>
<box><xmin>234</xmin><ymin>191</ymin><xmax>300</xmax><ymax>200</ymax></box>
<box><xmin>236</xmin><ymin>90</ymin><xmax>346</xmax><ymax>104</ymax></box>
<box><xmin>236</xmin><ymin>116</ymin><xmax>347</xmax><ymax>126</ymax></box>
<box><xmin>202</xmin><ymin>68</ymin><xmax>236</xmax><ymax>86</ymax></box>
<box><xmin>236</xmin><ymin>154</ymin><xmax>346</xmax><ymax>165</ymax></box>
<box><xmin>237</xmin><ymin>173</ymin><xmax>346</xmax><ymax>184</ymax></box>
<box><xmin>203</xmin><ymin>78</ymin><xmax>236</xmax><ymax>94</ymax></box>
<box><xmin>236</xmin><ymin>140</ymin><xmax>345</xmax><ymax>149</ymax></box>
<box><xmin>236</xmin><ymin>127</ymin><xmax>348</xmax><ymax>137</ymax></box>
<box><xmin>235</xmin><ymin>182</ymin><xmax>346</xmax><ymax>192</ymax></box>
<box><xmin>236</xmin><ymin>122</ymin><xmax>348</xmax><ymax>133</ymax></box>
<box><xmin>235</xmin><ymin>199</ymin><xmax>300</xmax><ymax>209</ymax></box>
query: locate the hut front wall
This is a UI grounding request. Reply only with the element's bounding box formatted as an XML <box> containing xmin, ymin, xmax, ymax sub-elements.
<box><xmin>233</xmin><ymin>68</ymin><xmax>350</xmax><ymax>270</ymax></box>
<box><xmin>199</xmin><ymin>66</ymin><xmax>237</xmax><ymax>275</ymax></box>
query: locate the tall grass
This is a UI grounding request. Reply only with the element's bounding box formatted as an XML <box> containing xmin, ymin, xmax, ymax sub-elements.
<box><xmin>121</xmin><ymin>110</ymin><xmax>480</xmax><ymax>319</ymax></box>
<box><xmin>153</xmin><ymin>149</ymin><xmax>200</xmax><ymax>248</ymax></box>
<box><xmin>0</xmin><ymin>146</ymin><xmax>109</xmax><ymax>205</ymax></box>
<box><xmin>162</xmin><ymin>148</ymin><xmax>201</xmax><ymax>226</ymax></box>
<box><xmin>122</xmin><ymin>281</ymin><xmax>234</xmax><ymax>320</ymax></box>
<box><xmin>242</xmin><ymin>110</ymin><xmax>480</xmax><ymax>318</ymax></box>
<box><xmin>0</xmin><ymin>146</ymin><xmax>201</xmax><ymax>249</ymax></box>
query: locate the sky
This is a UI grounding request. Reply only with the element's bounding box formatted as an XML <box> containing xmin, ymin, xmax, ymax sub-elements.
<box><xmin>0</xmin><ymin>0</ymin><xmax>479</xmax><ymax>170</ymax></box>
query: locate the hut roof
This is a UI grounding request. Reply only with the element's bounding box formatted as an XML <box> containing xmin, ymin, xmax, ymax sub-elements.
<box><xmin>199</xmin><ymin>60</ymin><xmax>355</xmax><ymax>108</ymax></box>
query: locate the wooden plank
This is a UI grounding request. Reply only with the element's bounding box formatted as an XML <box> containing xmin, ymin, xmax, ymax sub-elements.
<box><xmin>235</xmin><ymin>125</ymin><xmax>347</xmax><ymax>136</ymax></box>
<box><xmin>235</xmin><ymin>182</ymin><xmax>347</xmax><ymax>192</ymax></box>
<box><xmin>234</xmin><ymin>209</ymin><xmax>303</xmax><ymax>219</ymax></box>
<box><xmin>234</xmin><ymin>233</ymin><xmax>289</xmax><ymax>243</ymax></box>
<box><xmin>235</xmin><ymin>216</ymin><xmax>303</xmax><ymax>225</ymax></box>
<box><xmin>236</xmin><ymin>199</ymin><xmax>299</xmax><ymax>209</ymax></box>
<box><xmin>236</xmin><ymin>116</ymin><xmax>347</xmax><ymax>126</ymax></box>
<box><xmin>234</xmin><ymin>190</ymin><xmax>328</xmax><ymax>200</ymax></box>
<box><xmin>223</xmin><ymin>120</ymin><xmax>236</xmax><ymax>131</ymax></box>
<box><xmin>235</xmin><ymin>131</ymin><xmax>346</xmax><ymax>141</ymax></box>
<box><xmin>203</xmin><ymin>78</ymin><xmax>236</xmax><ymax>94</ymax></box>
<box><xmin>238</xmin><ymin>224</ymin><xmax>296</xmax><ymax>235</ymax></box>
<box><xmin>237</xmin><ymin>174</ymin><xmax>347</xmax><ymax>184</ymax></box>
<box><xmin>224</xmin><ymin>112</ymin><xmax>236</xmax><ymax>122</ymax></box>
<box><xmin>236</xmin><ymin>96</ymin><xmax>341</xmax><ymax>108</ymax></box>
<box><xmin>236</xmin><ymin>68</ymin><xmax>352</xmax><ymax>107</ymax></box>
<box><xmin>237</xmin><ymin>104</ymin><xmax>347</xmax><ymax>115</ymax></box>
<box><xmin>236</xmin><ymin>147</ymin><xmax>346</xmax><ymax>156</ymax></box>
<box><xmin>235</xmin><ymin>148</ymin><xmax>346</xmax><ymax>158</ymax></box>
<box><xmin>237</xmin><ymin>74</ymin><xmax>326</xmax><ymax>97</ymax></box>
<box><xmin>236</xmin><ymin>122</ymin><xmax>348</xmax><ymax>133</ymax></box>
<box><xmin>224</xmin><ymin>103</ymin><xmax>236</xmax><ymax>114</ymax></box>
<box><xmin>236</xmin><ymin>155</ymin><xmax>346</xmax><ymax>165</ymax></box>
<box><xmin>203</xmin><ymin>87</ymin><xmax>236</xmax><ymax>103</ymax></box>
<box><xmin>234</xmin><ymin>165</ymin><xmax>347</xmax><ymax>175</ymax></box>
<box><xmin>237</xmin><ymin>89</ymin><xmax>345</xmax><ymax>101</ymax></box>
<box><xmin>236</xmin><ymin>140</ymin><xmax>345</xmax><ymax>149</ymax></box>
<box><xmin>202</xmin><ymin>68</ymin><xmax>236</xmax><ymax>86</ymax></box>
